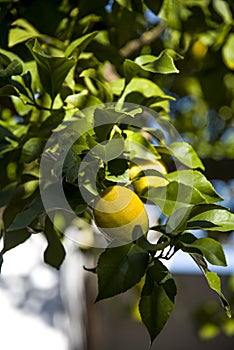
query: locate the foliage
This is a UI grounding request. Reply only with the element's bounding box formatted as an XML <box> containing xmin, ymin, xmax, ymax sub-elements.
<box><xmin>0</xmin><ymin>0</ymin><xmax>234</xmax><ymax>346</ymax></box>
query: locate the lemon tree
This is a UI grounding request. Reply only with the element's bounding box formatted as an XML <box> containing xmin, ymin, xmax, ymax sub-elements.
<box><xmin>0</xmin><ymin>0</ymin><xmax>234</xmax><ymax>347</ymax></box>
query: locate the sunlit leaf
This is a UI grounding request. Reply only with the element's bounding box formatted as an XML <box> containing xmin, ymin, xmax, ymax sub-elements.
<box><xmin>147</xmin><ymin>181</ymin><xmax>206</xmax><ymax>216</ymax></box>
<box><xmin>167</xmin><ymin>170</ymin><xmax>222</xmax><ymax>203</ymax></box>
<box><xmin>135</xmin><ymin>51</ymin><xmax>179</xmax><ymax>74</ymax></box>
<box><xmin>187</xmin><ymin>204</ymin><xmax>234</xmax><ymax>232</ymax></box>
<box><xmin>222</xmin><ymin>33</ymin><xmax>234</xmax><ymax>70</ymax></box>
<box><xmin>205</xmin><ymin>271</ymin><xmax>231</xmax><ymax>318</ymax></box>
<box><xmin>65</xmin><ymin>31</ymin><xmax>98</xmax><ymax>57</ymax></box>
<box><xmin>168</xmin><ymin>142</ymin><xmax>205</xmax><ymax>170</ymax></box>
<box><xmin>9</xmin><ymin>18</ymin><xmax>40</xmax><ymax>47</ymax></box>
<box><xmin>180</xmin><ymin>233</ymin><xmax>227</xmax><ymax>266</ymax></box>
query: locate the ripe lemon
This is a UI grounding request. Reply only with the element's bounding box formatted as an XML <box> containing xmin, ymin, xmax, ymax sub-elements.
<box><xmin>191</xmin><ymin>40</ymin><xmax>208</xmax><ymax>60</ymax></box>
<box><xmin>130</xmin><ymin>159</ymin><xmax>168</xmax><ymax>196</ymax></box>
<box><xmin>93</xmin><ymin>185</ymin><xmax>149</xmax><ymax>242</ymax></box>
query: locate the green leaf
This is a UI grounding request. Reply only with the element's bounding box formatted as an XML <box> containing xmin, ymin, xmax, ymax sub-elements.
<box><xmin>0</xmin><ymin>52</ymin><xmax>11</xmax><ymax>66</ymax></box>
<box><xmin>190</xmin><ymin>254</ymin><xmax>231</xmax><ymax>318</ymax></box>
<box><xmin>0</xmin><ymin>182</ymin><xmax>17</xmax><ymax>207</ymax></box>
<box><xmin>96</xmin><ymin>243</ymin><xmax>149</xmax><ymax>301</ymax></box>
<box><xmin>0</xmin><ymin>49</ymin><xmax>25</xmax><ymax>73</ymax></box>
<box><xmin>136</xmin><ymin>232</ymin><xmax>170</xmax><ymax>252</ymax></box>
<box><xmin>116</xmin><ymin>0</ymin><xmax>132</xmax><ymax>11</ymax></box>
<box><xmin>168</xmin><ymin>142</ymin><xmax>205</xmax><ymax>170</ymax></box>
<box><xmin>20</xmin><ymin>137</ymin><xmax>47</xmax><ymax>163</ymax></box>
<box><xmin>167</xmin><ymin>170</ymin><xmax>222</xmax><ymax>203</ymax></box>
<box><xmin>165</xmin><ymin>206</ymin><xmax>192</xmax><ymax>234</ymax></box>
<box><xmin>147</xmin><ymin>181</ymin><xmax>206</xmax><ymax>216</ymax></box>
<box><xmin>222</xmin><ymin>33</ymin><xmax>234</xmax><ymax>70</ymax></box>
<box><xmin>0</xmin><ymin>84</ymin><xmax>20</xmax><ymax>97</ymax></box>
<box><xmin>7</xmin><ymin>195</ymin><xmax>44</xmax><ymax>231</ymax></box>
<box><xmin>180</xmin><ymin>234</ymin><xmax>227</xmax><ymax>266</ymax></box>
<box><xmin>0</xmin><ymin>124</ymin><xmax>19</xmax><ymax>142</ymax></box>
<box><xmin>65</xmin><ymin>31</ymin><xmax>98</xmax><ymax>57</ymax></box>
<box><xmin>135</xmin><ymin>51</ymin><xmax>180</xmax><ymax>74</ymax></box>
<box><xmin>123</xmin><ymin>59</ymin><xmax>145</xmax><ymax>83</ymax></box>
<box><xmin>26</xmin><ymin>39</ymin><xmax>76</xmax><ymax>100</ymax></box>
<box><xmin>187</xmin><ymin>204</ymin><xmax>234</xmax><ymax>232</ymax></box>
<box><xmin>124</xmin><ymin>130</ymin><xmax>160</xmax><ymax>160</ymax></box>
<box><xmin>139</xmin><ymin>260</ymin><xmax>177</xmax><ymax>344</ymax></box>
<box><xmin>39</xmin><ymin>110</ymin><xmax>65</xmax><ymax>134</ymax></box>
<box><xmin>0</xmin><ymin>59</ymin><xmax>23</xmax><ymax>78</ymax></box>
<box><xmin>93</xmin><ymin>108</ymin><xmax>124</xmax><ymax>142</ymax></box>
<box><xmin>213</xmin><ymin>0</ymin><xmax>232</xmax><ymax>24</ymax></box>
<box><xmin>205</xmin><ymin>271</ymin><xmax>232</xmax><ymax>318</ymax></box>
<box><xmin>2</xmin><ymin>228</ymin><xmax>31</xmax><ymax>254</ymax></box>
<box><xmin>9</xmin><ymin>18</ymin><xmax>40</xmax><ymax>47</ymax></box>
<box><xmin>118</xmin><ymin>77</ymin><xmax>174</xmax><ymax>111</ymax></box>
<box><xmin>91</xmin><ymin>137</ymin><xmax>125</xmax><ymax>162</ymax></box>
<box><xmin>109</xmin><ymin>78</ymin><xmax>125</xmax><ymax>96</ymax></box>
<box><xmin>43</xmin><ymin>217</ymin><xmax>66</xmax><ymax>269</ymax></box>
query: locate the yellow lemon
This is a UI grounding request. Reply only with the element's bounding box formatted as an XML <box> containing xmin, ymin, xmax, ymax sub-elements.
<box><xmin>93</xmin><ymin>185</ymin><xmax>149</xmax><ymax>242</ymax></box>
<box><xmin>130</xmin><ymin>159</ymin><xmax>168</xmax><ymax>196</ymax></box>
<box><xmin>191</xmin><ymin>40</ymin><xmax>208</xmax><ymax>60</ymax></box>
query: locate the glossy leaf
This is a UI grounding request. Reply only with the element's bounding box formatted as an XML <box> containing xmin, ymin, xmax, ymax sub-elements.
<box><xmin>168</xmin><ymin>142</ymin><xmax>205</xmax><ymax>170</ymax></box>
<box><xmin>180</xmin><ymin>233</ymin><xmax>227</xmax><ymax>266</ymax></box>
<box><xmin>65</xmin><ymin>31</ymin><xmax>98</xmax><ymax>57</ymax></box>
<box><xmin>9</xmin><ymin>18</ymin><xmax>40</xmax><ymax>47</ymax></box>
<box><xmin>187</xmin><ymin>204</ymin><xmax>234</xmax><ymax>231</ymax></box>
<box><xmin>26</xmin><ymin>39</ymin><xmax>76</xmax><ymax>100</ymax></box>
<box><xmin>119</xmin><ymin>77</ymin><xmax>174</xmax><ymax>111</ymax></box>
<box><xmin>123</xmin><ymin>59</ymin><xmax>145</xmax><ymax>83</ymax></box>
<box><xmin>147</xmin><ymin>181</ymin><xmax>206</xmax><ymax>216</ymax></box>
<box><xmin>135</xmin><ymin>51</ymin><xmax>179</xmax><ymax>74</ymax></box>
<box><xmin>167</xmin><ymin>170</ymin><xmax>222</xmax><ymax>203</ymax></box>
<box><xmin>139</xmin><ymin>260</ymin><xmax>177</xmax><ymax>344</ymax></box>
<box><xmin>124</xmin><ymin>130</ymin><xmax>160</xmax><ymax>160</ymax></box>
<box><xmin>96</xmin><ymin>243</ymin><xmax>149</xmax><ymax>301</ymax></box>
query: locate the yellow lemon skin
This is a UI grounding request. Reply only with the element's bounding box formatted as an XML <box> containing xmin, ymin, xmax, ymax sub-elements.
<box><xmin>130</xmin><ymin>159</ymin><xmax>168</xmax><ymax>196</ymax></box>
<box><xmin>191</xmin><ymin>40</ymin><xmax>208</xmax><ymax>60</ymax></box>
<box><xmin>93</xmin><ymin>186</ymin><xmax>149</xmax><ymax>242</ymax></box>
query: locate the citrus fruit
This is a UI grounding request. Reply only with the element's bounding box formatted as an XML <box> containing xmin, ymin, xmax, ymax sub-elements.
<box><xmin>93</xmin><ymin>185</ymin><xmax>149</xmax><ymax>242</ymax></box>
<box><xmin>191</xmin><ymin>39</ymin><xmax>208</xmax><ymax>60</ymax></box>
<box><xmin>130</xmin><ymin>159</ymin><xmax>168</xmax><ymax>196</ymax></box>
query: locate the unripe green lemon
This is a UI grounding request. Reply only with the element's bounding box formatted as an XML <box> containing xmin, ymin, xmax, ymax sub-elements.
<box><xmin>93</xmin><ymin>185</ymin><xmax>149</xmax><ymax>242</ymax></box>
<box><xmin>130</xmin><ymin>159</ymin><xmax>168</xmax><ymax>196</ymax></box>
